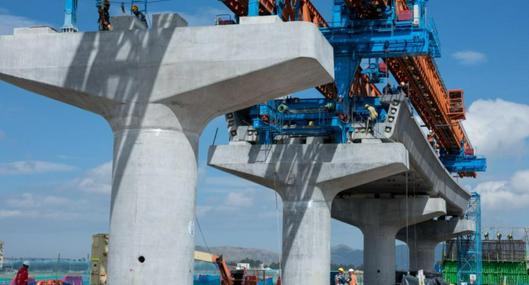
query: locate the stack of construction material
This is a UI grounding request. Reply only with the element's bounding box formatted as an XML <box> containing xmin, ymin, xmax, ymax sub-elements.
<box><xmin>443</xmin><ymin>239</ymin><xmax>529</xmax><ymax>285</ymax></box>
<box><xmin>90</xmin><ymin>234</ymin><xmax>109</xmax><ymax>285</ymax></box>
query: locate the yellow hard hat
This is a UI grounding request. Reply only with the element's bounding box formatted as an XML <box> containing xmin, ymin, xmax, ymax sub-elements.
<box><xmin>338</xmin><ymin>268</ymin><xmax>345</xmax><ymax>272</ymax></box>
<box><xmin>131</xmin><ymin>5</ymin><xmax>139</xmax><ymax>12</ymax></box>
<box><xmin>364</xmin><ymin>104</ymin><xmax>370</xmax><ymax>108</ymax></box>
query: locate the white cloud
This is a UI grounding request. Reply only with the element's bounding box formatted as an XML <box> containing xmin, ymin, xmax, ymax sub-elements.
<box><xmin>205</xmin><ymin>176</ymin><xmax>258</xmax><ymax>189</ymax></box>
<box><xmin>70</xmin><ymin>161</ymin><xmax>112</xmax><ymax>194</ymax></box>
<box><xmin>511</xmin><ymin>169</ymin><xmax>529</xmax><ymax>194</ymax></box>
<box><xmin>0</xmin><ymin>8</ymin><xmax>47</xmax><ymax>35</ymax></box>
<box><xmin>463</xmin><ymin>99</ymin><xmax>529</xmax><ymax>156</ymax></box>
<box><xmin>5</xmin><ymin>193</ymin><xmax>70</xmax><ymax>209</ymax></box>
<box><xmin>452</xmin><ymin>50</ymin><xmax>487</xmax><ymax>65</ymax></box>
<box><xmin>225</xmin><ymin>192</ymin><xmax>254</xmax><ymax>207</ymax></box>
<box><xmin>473</xmin><ymin>169</ymin><xmax>529</xmax><ymax>210</ymax></box>
<box><xmin>0</xmin><ymin>160</ymin><xmax>76</xmax><ymax>175</ymax></box>
<box><xmin>0</xmin><ymin>192</ymin><xmax>106</xmax><ymax>222</ymax></box>
<box><xmin>0</xmin><ymin>210</ymin><xmax>22</xmax><ymax>219</ymax></box>
<box><xmin>197</xmin><ymin>205</ymin><xmax>213</xmax><ymax>217</ymax></box>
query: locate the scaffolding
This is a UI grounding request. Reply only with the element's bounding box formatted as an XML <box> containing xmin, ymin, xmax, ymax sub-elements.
<box><xmin>457</xmin><ymin>192</ymin><xmax>483</xmax><ymax>285</ymax></box>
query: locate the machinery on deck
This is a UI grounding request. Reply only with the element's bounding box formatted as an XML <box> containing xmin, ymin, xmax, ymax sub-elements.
<box><xmin>220</xmin><ymin>0</ymin><xmax>487</xmax><ymax>178</ymax></box>
<box><xmin>194</xmin><ymin>251</ymin><xmax>234</xmax><ymax>285</ymax></box>
<box><xmin>59</xmin><ymin>0</ymin><xmax>486</xmax><ymax>177</ymax></box>
<box><xmin>62</xmin><ymin>0</ymin><xmax>151</xmax><ymax>32</ymax></box>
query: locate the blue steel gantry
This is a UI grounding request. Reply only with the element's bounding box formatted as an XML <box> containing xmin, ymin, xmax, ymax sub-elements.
<box><xmin>62</xmin><ymin>0</ymin><xmax>79</xmax><ymax>32</ymax></box>
<box><xmin>220</xmin><ymin>0</ymin><xmax>487</xmax><ymax>178</ymax></box>
<box><xmin>231</xmin><ymin>0</ymin><xmax>439</xmax><ymax>143</ymax></box>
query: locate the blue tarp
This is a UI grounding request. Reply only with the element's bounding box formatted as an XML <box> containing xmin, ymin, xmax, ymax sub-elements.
<box><xmin>194</xmin><ymin>275</ymin><xmax>220</xmax><ymax>285</ymax></box>
<box><xmin>257</xmin><ymin>278</ymin><xmax>274</xmax><ymax>285</ymax></box>
<box><xmin>193</xmin><ymin>275</ymin><xmax>274</xmax><ymax>285</ymax></box>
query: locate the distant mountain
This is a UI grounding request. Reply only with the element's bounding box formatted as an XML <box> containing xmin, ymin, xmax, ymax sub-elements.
<box><xmin>196</xmin><ymin>244</ymin><xmax>443</xmax><ymax>270</ymax></box>
<box><xmin>196</xmin><ymin>246</ymin><xmax>280</xmax><ymax>265</ymax></box>
<box><xmin>331</xmin><ymin>244</ymin><xmax>363</xmax><ymax>266</ymax></box>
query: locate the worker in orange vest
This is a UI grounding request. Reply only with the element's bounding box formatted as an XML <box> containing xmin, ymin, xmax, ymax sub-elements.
<box><xmin>347</xmin><ymin>268</ymin><xmax>357</xmax><ymax>285</ymax></box>
<box><xmin>14</xmin><ymin>261</ymin><xmax>30</xmax><ymax>285</ymax></box>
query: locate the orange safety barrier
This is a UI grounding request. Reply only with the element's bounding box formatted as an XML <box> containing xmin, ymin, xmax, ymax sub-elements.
<box><xmin>244</xmin><ymin>275</ymin><xmax>258</xmax><ymax>285</ymax></box>
<box><xmin>36</xmin><ymin>281</ymin><xmax>64</xmax><ymax>285</ymax></box>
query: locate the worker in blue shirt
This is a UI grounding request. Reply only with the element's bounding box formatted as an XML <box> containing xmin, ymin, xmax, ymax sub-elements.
<box><xmin>131</xmin><ymin>5</ymin><xmax>148</xmax><ymax>28</ymax></box>
<box><xmin>335</xmin><ymin>268</ymin><xmax>348</xmax><ymax>285</ymax></box>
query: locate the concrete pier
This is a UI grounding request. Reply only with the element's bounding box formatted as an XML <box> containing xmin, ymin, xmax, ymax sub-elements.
<box><xmin>0</xmin><ymin>14</ymin><xmax>334</xmax><ymax>284</ymax></box>
<box><xmin>332</xmin><ymin>197</ymin><xmax>447</xmax><ymax>285</ymax></box>
<box><xmin>208</xmin><ymin>142</ymin><xmax>410</xmax><ymax>285</ymax></box>
<box><xmin>396</xmin><ymin>218</ymin><xmax>475</xmax><ymax>272</ymax></box>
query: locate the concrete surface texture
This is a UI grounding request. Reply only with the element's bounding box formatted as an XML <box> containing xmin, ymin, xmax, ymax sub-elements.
<box><xmin>0</xmin><ymin>14</ymin><xmax>334</xmax><ymax>285</ymax></box>
<box><xmin>381</xmin><ymin>95</ymin><xmax>471</xmax><ymax>213</ymax></box>
<box><xmin>397</xmin><ymin>218</ymin><xmax>475</xmax><ymax>272</ymax></box>
<box><xmin>332</xmin><ymin>197</ymin><xmax>447</xmax><ymax>285</ymax></box>
<box><xmin>208</xmin><ymin>142</ymin><xmax>410</xmax><ymax>285</ymax></box>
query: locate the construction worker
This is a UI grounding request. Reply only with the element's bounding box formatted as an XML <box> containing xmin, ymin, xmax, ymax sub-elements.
<box><xmin>131</xmin><ymin>5</ymin><xmax>148</xmax><ymax>27</ymax></box>
<box><xmin>347</xmin><ymin>269</ymin><xmax>357</xmax><ymax>285</ymax></box>
<box><xmin>97</xmin><ymin>0</ymin><xmax>112</xmax><ymax>31</ymax></box>
<box><xmin>335</xmin><ymin>268</ymin><xmax>348</xmax><ymax>285</ymax></box>
<box><xmin>399</xmin><ymin>81</ymin><xmax>409</xmax><ymax>94</ymax></box>
<box><xmin>364</xmin><ymin>104</ymin><xmax>379</xmax><ymax>134</ymax></box>
<box><xmin>14</xmin><ymin>261</ymin><xmax>30</xmax><ymax>285</ymax></box>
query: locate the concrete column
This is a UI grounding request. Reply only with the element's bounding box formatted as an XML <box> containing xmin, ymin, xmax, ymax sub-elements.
<box><xmin>396</xmin><ymin>218</ymin><xmax>475</xmax><ymax>272</ymax></box>
<box><xmin>0</xmin><ymin>14</ymin><xmax>334</xmax><ymax>285</ymax></box>
<box><xmin>332</xmin><ymin>196</ymin><xmax>447</xmax><ymax>285</ymax></box>
<box><xmin>281</xmin><ymin>186</ymin><xmax>333</xmax><ymax>285</ymax></box>
<box><xmin>363</xmin><ymin>226</ymin><xmax>400</xmax><ymax>285</ymax></box>
<box><xmin>407</xmin><ymin>240</ymin><xmax>438</xmax><ymax>272</ymax></box>
<box><xmin>209</xmin><ymin>143</ymin><xmax>410</xmax><ymax>285</ymax></box>
<box><xmin>106</xmin><ymin>104</ymin><xmax>199</xmax><ymax>284</ymax></box>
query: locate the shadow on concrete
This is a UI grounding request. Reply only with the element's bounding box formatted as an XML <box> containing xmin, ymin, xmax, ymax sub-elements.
<box><xmin>58</xmin><ymin>20</ymin><xmax>179</xmax><ymax>216</ymax></box>
<box><xmin>247</xmin><ymin>142</ymin><xmax>337</xmax><ymax>263</ymax></box>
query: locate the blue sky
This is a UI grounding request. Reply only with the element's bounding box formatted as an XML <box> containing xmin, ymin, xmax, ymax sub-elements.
<box><xmin>1</xmin><ymin>0</ymin><xmax>529</xmax><ymax>258</ymax></box>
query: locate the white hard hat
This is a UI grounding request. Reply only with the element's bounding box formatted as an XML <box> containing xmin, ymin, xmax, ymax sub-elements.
<box><xmin>23</xmin><ymin>260</ymin><xmax>30</xmax><ymax>266</ymax></box>
<box><xmin>348</xmin><ymin>268</ymin><xmax>354</xmax><ymax>273</ymax></box>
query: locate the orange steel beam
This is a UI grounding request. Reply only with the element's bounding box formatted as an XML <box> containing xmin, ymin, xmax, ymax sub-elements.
<box><xmin>351</xmin><ymin>67</ymin><xmax>382</xmax><ymax>97</ymax></box>
<box><xmin>221</xmin><ymin>0</ymin><xmax>273</xmax><ymax>16</ymax></box>
<box><xmin>299</xmin><ymin>0</ymin><xmax>329</xmax><ymax>27</ymax></box>
<box><xmin>222</xmin><ymin>0</ymin><xmax>327</xmax><ymax>26</ymax></box>
<box><xmin>223</xmin><ymin>0</ymin><xmax>331</xmax><ymax>97</ymax></box>
<box><xmin>386</xmin><ymin>56</ymin><xmax>466</xmax><ymax>152</ymax></box>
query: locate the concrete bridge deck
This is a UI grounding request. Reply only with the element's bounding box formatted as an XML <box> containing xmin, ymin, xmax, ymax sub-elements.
<box><xmin>347</xmin><ymin>94</ymin><xmax>471</xmax><ymax>214</ymax></box>
<box><xmin>209</xmin><ymin>95</ymin><xmax>471</xmax><ymax>285</ymax></box>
